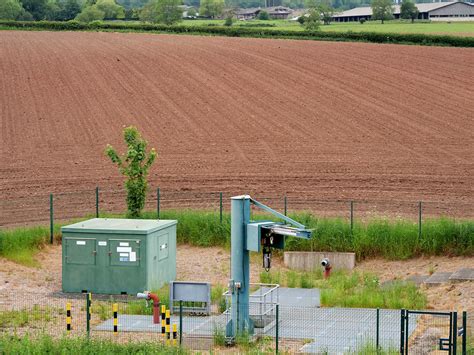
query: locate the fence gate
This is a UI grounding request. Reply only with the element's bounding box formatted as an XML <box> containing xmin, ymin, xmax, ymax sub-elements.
<box><xmin>401</xmin><ymin>310</ymin><xmax>467</xmax><ymax>354</ymax></box>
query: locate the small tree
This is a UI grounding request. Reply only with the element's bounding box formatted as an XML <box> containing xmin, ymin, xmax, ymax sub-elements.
<box><xmin>105</xmin><ymin>126</ymin><xmax>157</xmax><ymax>218</ymax></box>
<box><xmin>96</xmin><ymin>0</ymin><xmax>125</xmax><ymax>19</ymax></box>
<box><xmin>0</xmin><ymin>0</ymin><xmax>23</xmax><ymax>20</ymax></box>
<box><xmin>303</xmin><ymin>7</ymin><xmax>320</xmax><ymax>31</ymax></box>
<box><xmin>187</xmin><ymin>6</ymin><xmax>196</xmax><ymax>16</ymax></box>
<box><xmin>400</xmin><ymin>0</ymin><xmax>418</xmax><ymax>23</ymax></box>
<box><xmin>318</xmin><ymin>3</ymin><xmax>334</xmax><ymax>25</ymax></box>
<box><xmin>371</xmin><ymin>0</ymin><xmax>393</xmax><ymax>24</ymax></box>
<box><xmin>75</xmin><ymin>5</ymin><xmax>105</xmax><ymax>22</ymax></box>
<box><xmin>258</xmin><ymin>10</ymin><xmax>269</xmax><ymax>20</ymax></box>
<box><xmin>224</xmin><ymin>14</ymin><xmax>233</xmax><ymax>25</ymax></box>
<box><xmin>140</xmin><ymin>0</ymin><xmax>182</xmax><ymax>24</ymax></box>
<box><xmin>199</xmin><ymin>0</ymin><xmax>224</xmax><ymax>19</ymax></box>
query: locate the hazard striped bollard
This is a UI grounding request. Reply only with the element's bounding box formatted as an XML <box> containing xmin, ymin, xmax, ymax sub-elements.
<box><xmin>166</xmin><ymin>309</ymin><xmax>171</xmax><ymax>344</ymax></box>
<box><xmin>113</xmin><ymin>303</ymin><xmax>118</xmax><ymax>334</ymax></box>
<box><xmin>161</xmin><ymin>305</ymin><xmax>166</xmax><ymax>335</ymax></box>
<box><xmin>166</xmin><ymin>324</ymin><xmax>171</xmax><ymax>345</ymax></box>
<box><xmin>172</xmin><ymin>323</ymin><xmax>177</xmax><ymax>346</ymax></box>
<box><xmin>66</xmin><ymin>303</ymin><xmax>71</xmax><ymax>333</ymax></box>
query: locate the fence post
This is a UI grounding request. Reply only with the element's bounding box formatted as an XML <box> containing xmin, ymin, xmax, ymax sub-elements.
<box><xmin>179</xmin><ymin>301</ymin><xmax>183</xmax><ymax>346</ymax></box>
<box><xmin>462</xmin><ymin>311</ymin><xmax>467</xmax><ymax>355</ymax></box>
<box><xmin>220</xmin><ymin>192</ymin><xmax>223</xmax><ymax>224</ymax></box>
<box><xmin>157</xmin><ymin>187</ymin><xmax>160</xmax><ymax>219</ymax></box>
<box><xmin>400</xmin><ymin>309</ymin><xmax>405</xmax><ymax>354</ymax></box>
<box><xmin>86</xmin><ymin>293</ymin><xmax>91</xmax><ymax>338</ymax></box>
<box><xmin>95</xmin><ymin>186</ymin><xmax>99</xmax><ymax>218</ymax></box>
<box><xmin>376</xmin><ymin>308</ymin><xmax>380</xmax><ymax>351</ymax></box>
<box><xmin>452</xmin><ymin>311</ymin><xmax>457</xmax><ymax>355</ymax></box>
<box><xmin>418</xmin><ymin>201</ymin><xmax>422</xmax><ymax>242</ymax></box>
<box><xmin>275</xmin><ymin>304</ymin><xmax>279</xmax><ymax>354</ymax></box>
<box><xmin>350</xmin><ymin>201</ymin><xmax>354</xmax><ymax>234</ymax></box>
<box><xmin>284</xmin><ymin>196</ymin><xmax>287</xmax><ymax>216</ymax></box>
<box><xmin>50</xmin><ymin>193</ymin><xmax>54</xmax><ymax>244</ymax></box>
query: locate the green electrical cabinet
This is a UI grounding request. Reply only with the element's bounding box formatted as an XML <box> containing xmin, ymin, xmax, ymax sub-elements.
<box><xmin>61</xmin><ymin>218</ymin><xmax>177</xmax><ymax>295</ymax></box>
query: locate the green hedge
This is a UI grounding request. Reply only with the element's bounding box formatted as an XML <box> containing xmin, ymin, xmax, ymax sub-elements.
<box><xmin>1</xmin><ymin>20</ymin><xmax>473</xmax><ymax>47</ymax></box>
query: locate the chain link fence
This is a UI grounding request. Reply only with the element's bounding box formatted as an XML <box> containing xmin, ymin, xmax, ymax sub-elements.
<box><xmin>0</xmin><ymin>293</ymin><xmax>470</xmax><ymax>354</ymax></box>
<box><xmin>2</xmin><ymin>187</ymin><xmax>473</xmax><ymax>228</ymax></box>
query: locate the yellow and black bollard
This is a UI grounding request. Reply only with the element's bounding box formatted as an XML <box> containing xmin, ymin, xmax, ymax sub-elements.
<box><xmin>161</xmin><ymin>305</ymin><xmax>166</xmax><ymax>335</ymax></box>
<box><xmin>66</xmin><ymin>302</ymin><xmax>72</xmax><ymax>333</ymax></box>
<box><xmin>166</xmin><ymin>324</ymin><xmax>171</xmax><ymax>345</ymax></box>
<box><xmin>113</xmin><ymin>303</ymin><xmax>118</xmax><ymax>335</ymax></box>
<box><xmin>172</xmin><ymin>323</ymin><xmax>177</xmax><ymax>346</ymax></box>
<box><xmin>165</xmin><ymin>309</ymin><xmax>171</xmax><ymax>344</ymax></box>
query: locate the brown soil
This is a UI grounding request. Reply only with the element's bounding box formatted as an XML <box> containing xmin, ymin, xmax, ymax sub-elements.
<box><xmin>1</xmin><ymin>31</ymin><xmax>473</xmax><ymax>226</ymax></box>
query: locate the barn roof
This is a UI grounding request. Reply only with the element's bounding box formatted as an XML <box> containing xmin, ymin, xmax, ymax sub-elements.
<box><xmin>332</xmin><ymin>1</ymin><xmax>472</xmax><ymax>17</ymax></box>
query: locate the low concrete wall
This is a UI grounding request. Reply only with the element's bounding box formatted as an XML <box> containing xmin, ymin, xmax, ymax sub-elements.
<box><xmin>284</xmin><ymin>251</ymin><xmax>356</xmax><ymax>271</ymax></box>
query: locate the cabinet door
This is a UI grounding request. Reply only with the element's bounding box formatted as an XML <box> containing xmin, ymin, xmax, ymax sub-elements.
<box><xmin>64</xmin><ymin>237</ymin><xmax>96</xmax><ymax>265</ymax></box>
<box><xmin>109</xmin><ymin>239</ymin><xmax>140</xmax><ymax>266</ymax></box>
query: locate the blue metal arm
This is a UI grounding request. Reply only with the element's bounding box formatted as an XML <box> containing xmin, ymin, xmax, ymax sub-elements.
<box><xmin>250</xmin><ymin>197</ymin><xmax>304</xmax><ymax>228</ymax></box>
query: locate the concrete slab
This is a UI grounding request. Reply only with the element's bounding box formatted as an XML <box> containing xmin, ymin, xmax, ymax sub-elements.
<box><xmin>284</xmin><ymin>252</ymin><xmax>355</xmax><ymax>271</ymax></box>
<box><xmin>449</xmin><ymin>268</ymin><xmax>474</xmax><ymax>282</ymax></box>
<box><xmin>406</xmin><ymin>275</ymin><xmax>430</xmax><ymax>286</ymax></box>
<box><xmin>424</xmin><ymin>272</ymin><xmax>453</xmax><ymax>286</ymax></box>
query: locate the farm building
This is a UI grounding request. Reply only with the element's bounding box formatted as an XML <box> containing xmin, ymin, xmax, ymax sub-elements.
<box><xmin>236</xmin><ymin>6</ymin><xmax>293</xmax><ymax>20</ymax></box>
<box><xmin>332</xmin><ymin>1</ymin><xmax>474</xmax><ymax>22</ymax></box>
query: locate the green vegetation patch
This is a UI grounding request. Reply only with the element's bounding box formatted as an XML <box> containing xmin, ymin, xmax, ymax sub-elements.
<box><xmin>1</xmin><ymin>20</ymin><xmax>473</xmax><ymax>47</ymax></box>
<box><xmin>260</xmin><ymin>269</ymin><xmax>427</xmax><ymax>309</ymax></box>
<box><xmin>0</xmin><ymin>334</ymin><xmax>184</xmax><ymax>354</ymax></box>
<box><xmin>0</xmin><ymin>305</ymin><xmax>59</xmax><ymax>329</ymax></box>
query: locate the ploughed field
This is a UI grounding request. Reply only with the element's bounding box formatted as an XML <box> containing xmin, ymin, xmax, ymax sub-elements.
<box><xmin>1</xmin><ymin>31</ymin><xmax>473</xmax><ymax>222</ymax></box>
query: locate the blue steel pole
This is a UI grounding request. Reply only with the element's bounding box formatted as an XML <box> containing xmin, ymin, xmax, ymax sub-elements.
<box><xmin>229</xmin><ymin>195</ymin><xmax>251</xmax><ymax>338</ymax></box>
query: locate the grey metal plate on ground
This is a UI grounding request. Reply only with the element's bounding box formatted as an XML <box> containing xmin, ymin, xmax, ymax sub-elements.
<box><xmin>406</xmin><ymin>274</ymin><xmax>430</xmax><ymax>286</ymax></box>
<box><xmin>252</xmin><ymin>287</ymin><xmax>320</xmax><ymax>308</ymax></box>
<box><xmin>449</xmin><ymin>268</ymin><xmax>474</xmax><ymax>282</ymax></box>
<box><xmin>424</xmin><ymin>272</ymin><xmax>453</xmax><ymax>285</ymax></box>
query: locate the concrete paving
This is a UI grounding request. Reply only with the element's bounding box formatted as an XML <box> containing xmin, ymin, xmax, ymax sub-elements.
<box><xmin>423</xmin><ymin>272</ymin><xmax>453</xmax><ymax>286</ymax></box>
<box><xmin>449</xmin><ymin>268</ymin><xmax>474</xmax><ymax>282</ymax></box>
<box><xmin>406</xmin><ymin>274</ymin><xmax>430</xmax><ymax>286</ymax></box>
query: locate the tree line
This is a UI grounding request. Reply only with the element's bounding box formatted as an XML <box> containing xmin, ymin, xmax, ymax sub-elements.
<box><xmin>0</xmin><ymin>0</ymin><xmax>227</xmax><ymax>23</ymax></box>
<box><xmin>0</xmin><ymin>0</ymin><xmax>429</xmax><ymax>24</ymax></box>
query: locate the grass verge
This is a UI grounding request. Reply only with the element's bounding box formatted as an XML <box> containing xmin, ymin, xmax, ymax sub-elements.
<box><xmin>0</xmin><ymin>334</ymin><xmax>184</xmax><ymax>354</ymax></box>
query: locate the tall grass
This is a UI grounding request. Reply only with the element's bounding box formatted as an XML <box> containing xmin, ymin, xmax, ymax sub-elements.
<box><xmin>260</xmin><ymin>269</ymin><xmax>427</xmax><ymax>309</ymax></box>
<box><xmin>0</xmin><ymin>334</ymin><xmax>184</xmax><ymax>354</ymax></box>
<box><xmin>0</xmin><ymin>226</ymin><xmax>53</xmax><ymax>266</ymax></box>
<box><xmin>1</xmin><ymin>210</ymin><xmax>472</xmax><ymax>266</ymax></box>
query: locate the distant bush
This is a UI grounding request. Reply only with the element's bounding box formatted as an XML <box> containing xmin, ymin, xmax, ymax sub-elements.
<box><xmin>359</xmin><ymin>18</ymin><xmax>366</xmax><ymax>24</ymax></box>
<box><xmin>258</xmin><ymin>10</ymin><xmax>269</xmax><ymax>20</ymax></box>
<box><xmin>1</xmin><ymin>20</ymin><xmax>473</xmax><ymax>47</ymax></box>
<box><xmin>224</xmin><ymin>15</ymin><xmax>233</xmax><ymax>26</ymax></box>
